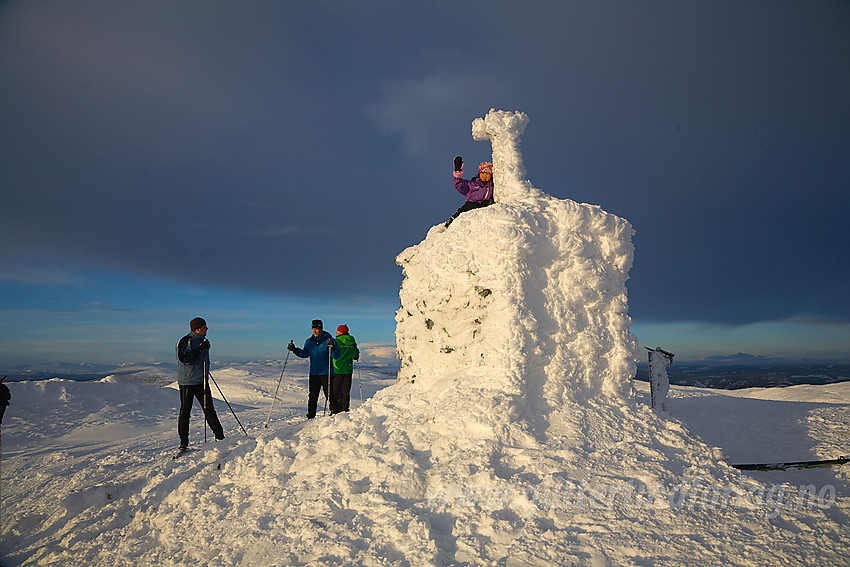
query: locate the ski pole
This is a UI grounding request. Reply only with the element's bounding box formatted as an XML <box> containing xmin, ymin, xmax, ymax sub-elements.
<box><xmin>356</xmin><ymin>361</ymin><xmax>363</xmax><ymax>402</ymax></box>
<box><xmin>203</xmin><ymin>358</ymin><xmax>208</xmax><ymax>444</ymax></box>
<box><xmin>324</xmin><ymin>343</ymin><xmax>332</xmax><ymax>416</ymax></box>
<box><xmin>264</xmin><ymin>346</ymin><xmax>292</xmax><ymax>428</ymax></box>
<box><xmin>208</xmin><ymin>371</ymin><xmax>248</xmax><ymax>436</ymax></box>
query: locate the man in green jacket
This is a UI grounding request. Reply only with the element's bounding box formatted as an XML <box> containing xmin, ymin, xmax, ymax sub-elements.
<box><xmin>331</xmin><ymin>324</ymin><xmax>360</xmax><ymax>413</ymax></box>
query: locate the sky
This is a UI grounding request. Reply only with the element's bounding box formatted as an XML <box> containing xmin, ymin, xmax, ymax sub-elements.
<box><xmin>1</xmin><ymin>0</ymin><xmax>849</xmax><ymax>369</ymax></box>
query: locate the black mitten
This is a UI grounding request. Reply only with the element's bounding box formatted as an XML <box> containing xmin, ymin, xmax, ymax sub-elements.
<box><xmin>453</xmin><ymin>156</ymin><xmax>463</xmax><ymax>171</ymax></box>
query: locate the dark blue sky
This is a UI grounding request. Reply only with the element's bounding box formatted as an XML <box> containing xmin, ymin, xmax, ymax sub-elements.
<box><xmin>1</xmin><ymin>1</ymin><xmax>849</xmax><ymax>366</ymax></box>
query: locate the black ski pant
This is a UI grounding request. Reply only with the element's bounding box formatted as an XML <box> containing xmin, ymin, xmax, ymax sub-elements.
<box><xmin>331</xmin><ymin>373</ymin><xmax>352</xmax><ymax>413</ymax></box>
<box><xmin>307</xmin><ymin>374</ymin><xmax>331</xmax><ymax>418</ymax></box>
<box><xmin>178</xmin><ymin>384</ymin><xmax>224</xmax><ymax>447</ymax></box>
<box><xmin>446</xmin><ymin>199</ymin><xmax>494</xmax><ymax>227</ymax></box>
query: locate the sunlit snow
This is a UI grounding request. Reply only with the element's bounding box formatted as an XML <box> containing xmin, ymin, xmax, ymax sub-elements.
<box><xmin>2</xmin><ymin>111</ymin><xmax>848</xmax><ymax>566</ymax></box>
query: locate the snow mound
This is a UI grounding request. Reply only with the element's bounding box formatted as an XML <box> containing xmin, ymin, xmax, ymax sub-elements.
<box><xmin>396</xmin><ymin>109</ymin><xmax>637</xmax><ymax>405</ymax></box>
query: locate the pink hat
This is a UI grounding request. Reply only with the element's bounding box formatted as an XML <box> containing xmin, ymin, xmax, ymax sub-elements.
<box><xmin>337</xmin><ymin>324</ymin><xmax>349</xmax><ymax>334</ymax></box>
<box><xmin>478</xmin><ymin>162</ymin><xmax>493</xmax><ymax>175</ymax></box>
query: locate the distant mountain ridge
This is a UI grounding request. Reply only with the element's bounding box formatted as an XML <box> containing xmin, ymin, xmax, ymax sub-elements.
<box><xmin>0</xmin><ymin>360</ymin><xmax>401</xmax><ymax>383</ymax></box>
<box><xmin>636</xmin><ymin>361</ymin><xmax>850</xmax><ymax>389</ymax></box>
<box><xmin>4</xmin><ymin>359</ymin><xmax>848</xmax><ymax>390</ymax></box>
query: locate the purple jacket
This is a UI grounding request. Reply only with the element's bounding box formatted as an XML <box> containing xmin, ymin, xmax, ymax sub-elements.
<box><xmin>453</xmin><ymin>176</ymin><xmax>494</xmax><ymax>203</ymax></box>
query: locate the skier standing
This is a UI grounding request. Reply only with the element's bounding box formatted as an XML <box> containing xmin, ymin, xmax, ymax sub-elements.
<box><xmin>331</xmin><ymin>325</ymin><xmax>360</xmax><ymax>414</ymax></box>
<box><xmin>287</xmin><ymin>319</ymin><xmax>340</xmax><ymax>418</ymax></box>
<box><xmin>445</xmin><ymin>157</ymin><xmax>494</xmax><ymax>227</ymax></box>
<box><xmin>175</xmin><ymin>317</ymin><xmax>224</xmax><ymax>452</ymax></box>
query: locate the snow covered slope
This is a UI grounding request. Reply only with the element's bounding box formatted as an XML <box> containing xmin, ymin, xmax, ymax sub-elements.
<box><xmin>2</xmin><ymin>111</ymin><xmax>848</xmax><ymax>566</ymax></box>
<box><xmin>3</xmin><ymin>370</ymin><xmax>849</xmax><ymax>566</ymax></box>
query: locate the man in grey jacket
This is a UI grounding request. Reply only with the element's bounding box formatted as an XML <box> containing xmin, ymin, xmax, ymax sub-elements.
<box><xmin>175</xmin><ymin>317</ymin><xmax>224</xmax><ymax>452</ymax></box>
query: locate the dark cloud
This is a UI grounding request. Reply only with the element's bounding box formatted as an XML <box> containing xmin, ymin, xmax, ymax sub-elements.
<box><xmin>1</xmin><ymin>0</ymin><xmax>848</xmax><ymax>327</ymax></box>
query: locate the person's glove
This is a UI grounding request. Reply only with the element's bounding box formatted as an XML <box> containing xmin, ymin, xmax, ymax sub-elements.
<box><xmin>454</xmin><ymin>156</ymin><xmax>463</xmax><ymax>171</ymax></box>
<box><xmin>287</xmin><ymin>341</ymin><xmax>296</xmax><ymax>352</ymax></box>
<box><xmin>327</xmin><ymin>339</ymin><xmax>334</xmax><ymax>347</ymax></box>
<box><xmin>199</xmin><ymin>339</ymin><xmax>211</xmax><ymax>350</ymax></box>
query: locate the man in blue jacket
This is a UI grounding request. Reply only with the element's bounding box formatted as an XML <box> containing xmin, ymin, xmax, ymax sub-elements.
<box><xmin>288</xmin><ymin>319</ymin><xmax>340</xmax><ymax>418</ymax></box>
<box><xmin>176</xmin><ymin>317</ymin><xmax>224</xmax><ymax>451</ymax></box>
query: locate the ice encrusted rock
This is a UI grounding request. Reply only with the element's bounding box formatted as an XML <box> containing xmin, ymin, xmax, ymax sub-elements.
<box><xmin>396</xmin><ymin>109</ymin><xmax>639</xmax><ymax>400</ymax></box>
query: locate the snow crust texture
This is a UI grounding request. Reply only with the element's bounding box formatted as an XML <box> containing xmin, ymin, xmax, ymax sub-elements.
<box><xmin>396</xmin><ymin>109</ymin><xmax>638</xmax><ymax>404</ymax></box>
<box><xmin>8</xmin><ymin>370</ymin><xmax>850</xmax><ymax>566</ymax></box>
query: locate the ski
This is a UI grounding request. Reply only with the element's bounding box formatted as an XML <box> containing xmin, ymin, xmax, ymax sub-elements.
<box><xmin>731</xmin><ymin>456</ymin><xmax>849</xmax><ymax>471</ymax></box>
<box><xmin>172</xmin><ymin>447</ymin><xmax>191</xmax><ymax>460</ymax></box>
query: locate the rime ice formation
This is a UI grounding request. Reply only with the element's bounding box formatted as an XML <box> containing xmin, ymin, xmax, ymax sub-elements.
<box><xmin>471</xmin><ymin>109</ymin><xmax>542</xmax><ymax>202</ymax></box>
<box><xmin>648</xmin><ymin>347</ymin><xmax>673</xmax><ymax>412</ymax></box>
<box><xmin>396</xmin><ymin>109</ymin><xmax>639</xmax><ymax>401</ymax></box>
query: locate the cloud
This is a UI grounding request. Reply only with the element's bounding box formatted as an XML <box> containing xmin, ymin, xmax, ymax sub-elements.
<box><xmin>362</xmin><ymin>344</ymin><xmax>397</xmax><ymax>361</ymax></box>
<box><xmin>366</xmin><ymin>70</ymin><xmax>505</xmax><ymax>157</ymax></box>
<box><xmin>2</xmin><ymin>0</ymin><xmax>848</xmax><ymax>363</ymax></box>
<box><xmin>633</xmin><ymin>319</ymin><xmax>850</xmax><ymax>362</ymax></box>
<box><xmin>247</xmin><ymin>226</ymin><xmax>336</xmax><ymax>238</ymax></box>
<box><xmin>0</xmin><ymin>264</ymin><xmax>87</xmax><ymax>286</ymax></box>
<box><xmin>79</xmin><ymin>301</ymin><xmax>132</xmax><ymax>312</ymax></box>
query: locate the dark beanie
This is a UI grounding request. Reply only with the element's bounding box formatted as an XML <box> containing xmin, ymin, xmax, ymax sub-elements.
<box><xmin>311</xmin><ymin>319</ymin><xmax>323</xmax><ymax>329</ymax></box>
<box><xmin>190</xmin><ymin>317</ymin><xmax>207</xmax><ymax>331</ymax></box>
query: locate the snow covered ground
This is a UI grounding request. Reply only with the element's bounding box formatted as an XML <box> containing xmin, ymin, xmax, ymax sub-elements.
<box><xmin>3</xmin><ymin>109</ymin><xmax>847</xmax><ymax>565</ymax></box>
<box><xmin>1</xmin><ymin>368</ymin><xmax>848</xmax><ymax>566</ymax></box>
